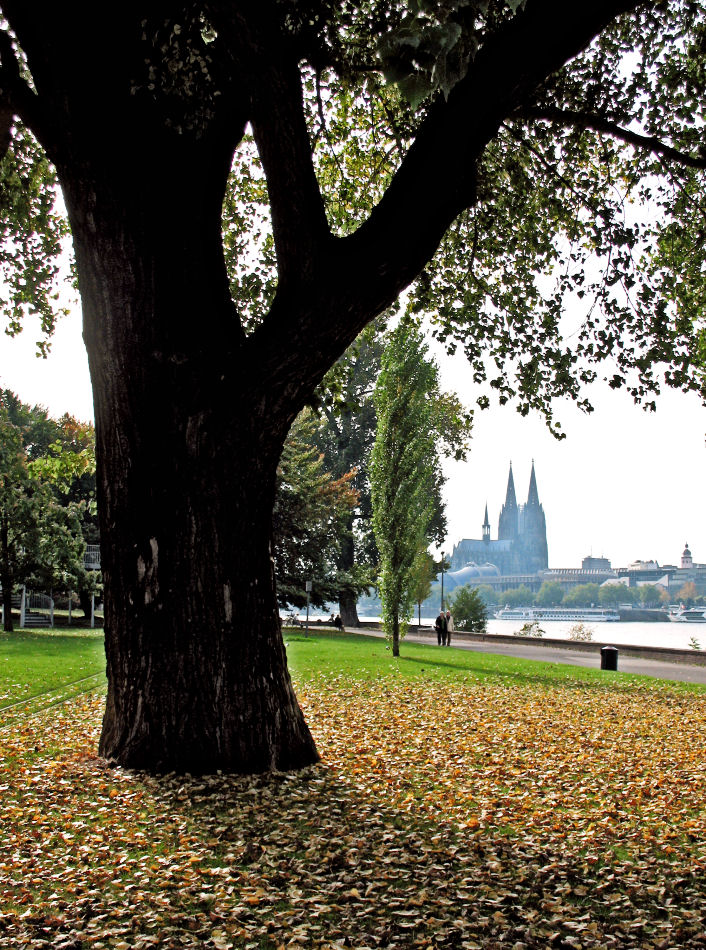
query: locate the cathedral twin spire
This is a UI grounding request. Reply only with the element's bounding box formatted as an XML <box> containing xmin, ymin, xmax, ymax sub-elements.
<box><xmin>526</xmin><ymin>460</ymin><xmax>540</xmax><ymax>507</ymax></box>
<box><xmin>450</xmin><ymin>460</ymin><xmax>548</xmax><ymax>575</ymax></box>
<box><xmin>497</xmin><ymin>460</ymin><xmax>544</xmax><ymax>551</ymax></box>
<box><xmin>501</xmin><ymin>460</ymin><xmax>539</xmax><ymax>511</ymax></box>
<box><xmin>504</xmin><ymin>462</ymin><xmax>518</xmax><ymax>509</ymax></box>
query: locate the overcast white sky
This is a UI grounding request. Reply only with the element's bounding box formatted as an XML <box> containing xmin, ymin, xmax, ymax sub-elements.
<box><xmin>2</xmin><ymin>303</ymin><xmax>705</xmax><ymax>572</ymax></box>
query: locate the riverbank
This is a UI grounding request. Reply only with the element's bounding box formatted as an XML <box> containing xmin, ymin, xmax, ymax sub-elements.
<box><xmin>341</xmin><ymin>614</ymin><xmax>706</xmax><ymax>652</ymax></box>
<box><xmin>341</xmin><ymin>624</ymin><xmax>706</xmax><ymax>684</ymax></box>
<box><xmin>618</xmin><ymin>608</ymin><xmax>669</xmax><ymax>622</ymax></box>
<box><xmin>408</xmin><ymin>625</ymin><xmax>706</xmax><ymax>667</ymax></box>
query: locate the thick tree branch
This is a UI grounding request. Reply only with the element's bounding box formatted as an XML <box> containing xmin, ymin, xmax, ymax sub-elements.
<box><xmin>342</xmin><ymin>0</ymin><xmax>646</xmax><ymax>288</ymax></box>
<box><xmin>255</xmin><ymin>0</ymin><xmax>647</xmax><ymax>410</ymax></box>
<box><xmin>250</xmin><ymin>62</ymin><xmax>332</xmax><ymax>286</ymax></box>
<box><xmin>208</xmin><ymin>0</ymin><xmax>331</xmax><ymax>290</ymax></box>
<box><xmin>237</xmin><ymin>0</ymin><xmax>648</xmax><ymax>422</ymax></box>
<box><xmin>515</xmin><ymin>106</ymin><xmax>706</xmax><ymax>169</ymax></box>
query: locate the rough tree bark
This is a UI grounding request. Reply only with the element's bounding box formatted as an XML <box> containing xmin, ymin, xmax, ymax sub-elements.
<box><xmin>338</xmin><ymin>540</ymin><xmax>362</xmax><ymax>630</ymax></box>
<box><xmin>55</xmin><ymin>140</ymin><xmax>320</xmax><ymax>771</ymax></box>
<box><xmin>339</xmin><ymin>598</ymin><xmax>360</xmax><ymax>630</ymax></box>
<box><xmin>1</xmin><ymin>518</ymin><xmax>13</xmax><ymax>633</ymax></box>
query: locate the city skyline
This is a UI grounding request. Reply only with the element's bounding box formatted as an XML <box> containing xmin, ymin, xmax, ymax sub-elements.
<box><xmin>2</xmin><ymin>307</ymin><xmax>705</xmax><ymax>571</ymax></box>
<box><xmin>439</xmin><ymin>368</ymin><xmax>706</xmax><ymax>571</ymax></box>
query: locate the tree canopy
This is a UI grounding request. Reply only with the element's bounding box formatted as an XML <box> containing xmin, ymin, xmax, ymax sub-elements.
<box><xmin>2</xmin><ymin>1</ymin><xmax>705</xmax><ymax>419</ymax></box>
<box><xmin>273</xmin><ymin>410</ymin><xmax>358</xmax><ymax>609</ymax></box>
<box><xmin>535</xmin><ymin>580</ymin><xmax>565</xmax><ymax>607</ymax></box>
<box><xmin>449</xmin><ymin>584</ymin><xmax>488</xmax><ymax>633</ymax></box>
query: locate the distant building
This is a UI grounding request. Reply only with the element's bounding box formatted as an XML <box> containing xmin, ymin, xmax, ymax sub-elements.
<box><xmin>449</xmin><ymin>462</ymin><xmax>548</xmax><ymax>576</ymax></box>
<box><xmin>615</xmin><ymin>560</ymin><xmax>673</xmax><ymax>589</ymax></box>
<box><xmin>667</xmin><ymin>543</ymin><xmax>706</xmax><ymax>597</ymax></box>
<box><xmin>611</xmin><ymin>544</ymin><xmax>706</xmax><ymax>596</ymax></box>
<box><xmin>444</xmin><ymin>462</ymin><xmax>619</xmax><ymax>596</ymax></box>
<box><xmin>626</xmin><ymin>559</ymin><xmax>661</xmax><ymax>572</ymax></box>
<box><xmin>582</xmin><ymin>555</ymin><xmax>612</xmax><ymax>572</ymax></box>
<box><xmin>441</xmin><ymin>470</ymin><xmax>706</xmax><ymax>604</ymax></box>
<box><xmin>539</xmin><ymin>566</ymin><xmax>617</xmax><ymax>592</ymax></box>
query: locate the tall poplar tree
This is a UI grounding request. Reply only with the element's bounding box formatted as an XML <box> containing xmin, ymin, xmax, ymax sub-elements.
<box><xmin>371</xmin><ymin>323</ymin><xmax>439</xmax><ymax>657</ymax></box>
<box><xmin>312</xmin><ymin>325</ymin><xmax>385</xmax><ymax>627</ymax></box>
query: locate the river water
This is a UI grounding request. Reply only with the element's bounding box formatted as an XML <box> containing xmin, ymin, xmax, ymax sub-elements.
<box><xmin>296</xmin><ymin>612</ymin><xmax>706</xmax><ymax>652</ymax></box>
<box><xmin>485</xmin><ymin>618</ymin><xmax>704</xmax><ymax>652</ymax></box>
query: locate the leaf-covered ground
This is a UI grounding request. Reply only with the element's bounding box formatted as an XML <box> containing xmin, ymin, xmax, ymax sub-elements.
<box><xmin>2</xmin><ymin>674</ymin><xmax>705</xmax><ymax>948</ymax></box>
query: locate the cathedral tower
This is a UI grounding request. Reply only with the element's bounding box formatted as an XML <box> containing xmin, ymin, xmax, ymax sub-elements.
<box><xmin>450</xmin><ymin>460</ymin><xmax>549</xmax><ymax>576</ymax></box>
<box><xmin>527</xmin><ymin>459</ymin><xmax>540</xmax><ymax>507</ymax></box>
<box><xmin>498</xmin><ymin>463</ymin><xmax>518</xmax><ymax>541</ymax></box>
<box><xmin>518</xmin><ymin>460</ymin><xmax>548</xmax><ymax>573</ymax></box>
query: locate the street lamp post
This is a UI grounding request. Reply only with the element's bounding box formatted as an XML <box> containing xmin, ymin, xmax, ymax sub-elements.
<box><xmin>440</xmin><ymin>552</ymin><xmax>445</xmax><ymax>612</ymax></box>
<box><xmin>305</xmin><ymin>580</ymin><xmax>312</xmax><ymax>637</ymax></box>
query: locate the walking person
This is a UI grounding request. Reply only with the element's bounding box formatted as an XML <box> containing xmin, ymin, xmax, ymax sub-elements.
<box><xmin>445</xmin><ymin>609</ymin><xmax>454</xmax><ymax>647</ymax></box>
<box><xmin>435</xmin><ymin>609</ymin><xmax>447</xmax><ymax>646</ymax></box>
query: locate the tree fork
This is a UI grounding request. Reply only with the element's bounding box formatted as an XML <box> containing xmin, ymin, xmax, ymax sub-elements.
<box><xmin>60</xmin><ymin>164</ymin><xmax>320</xmax><ymax>773</ymax></box>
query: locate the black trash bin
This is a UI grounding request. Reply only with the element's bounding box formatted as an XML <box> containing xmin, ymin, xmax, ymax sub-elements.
<box><xmin>600</xmin><ymin>645</ymin><xmax>619</xmax><ymax>671</ymax></box>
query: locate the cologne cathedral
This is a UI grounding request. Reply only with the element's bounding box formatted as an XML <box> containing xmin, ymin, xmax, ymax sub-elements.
<box><xmin>449</xmin><ymin>462</ymin><xmax>549</xmax><ymax>577</ymax></box>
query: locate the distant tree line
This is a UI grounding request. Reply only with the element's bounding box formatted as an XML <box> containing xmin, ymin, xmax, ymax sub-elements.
<box><xmin>0</xmin><ymin>389</ymin><xmax>98</xmax><ymax>630</ymax></box>
<box><xmin>0</xmin><ymin>390</ymin><xmax>363</xmax><ymax>628</ymax></box>
<box><xmin>469</xmin><ymin>581</ymin><xmax>697</xmax><ymax>610</ymax></box>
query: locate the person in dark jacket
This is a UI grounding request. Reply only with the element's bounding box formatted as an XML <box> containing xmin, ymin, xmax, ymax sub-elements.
<box><xmin>435</xmin><ymin>609</ymin><xmax>447</xmax><ymax>646</ymax></box>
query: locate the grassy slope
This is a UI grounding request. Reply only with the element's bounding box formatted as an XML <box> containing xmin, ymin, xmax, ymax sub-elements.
<box><xmin>284</xmin><ymin>630</ymin><xmax>706</xmax><ymax>692</ymax></box>
<box><xmin>0</xmin><ymin>628</ymin><xmax>105</xmax><ymax>705</ymax></box>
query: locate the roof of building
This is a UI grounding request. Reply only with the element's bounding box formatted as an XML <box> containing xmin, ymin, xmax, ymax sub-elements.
<box><xmin>445</xmin><ymin>562</ymin><xmax>501</xmax><ymax>589</ymax></box>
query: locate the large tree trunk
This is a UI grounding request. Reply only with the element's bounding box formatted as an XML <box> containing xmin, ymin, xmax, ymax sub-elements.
<box><xmin>1</xmin><ymin>519</ymin><xmax>13</xmax><ymax>633</ymax></box>
<box><xmin>339</xmin><ymin>591</ymin><xmax>360</xmax><ymax>629</ymax></box>
<box><xmin>78</xmin><ymin>589</ymin><xmax>93</xmax><ymax>620</ymax></box>
<box><xmin>59</xmin><ymin>152</ymin><xmax>318</xmax><ymax>773</ymax></box>
<box><xmin>4</xmin><ymin>0</ymin><xmax>635</xmax><ymax>776</ymax></box>
<box><xmin>338</xmin><ymin>524</ymin><xmax>361</xmax><ymax>628</ymax></box>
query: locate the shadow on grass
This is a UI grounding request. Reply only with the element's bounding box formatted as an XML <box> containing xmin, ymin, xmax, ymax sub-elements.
<box><xmin>395</xmin><ymin>652</ymin><xmax>638</xmax><ymax>691</ymax></box>
<box><xmin>303</xmin><ymin>631</ymin><xmax>703</xmax><ymax>694</ymax></box>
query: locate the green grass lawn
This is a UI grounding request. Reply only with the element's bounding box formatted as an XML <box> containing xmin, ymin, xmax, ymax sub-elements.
<box><xmin>0</xmin><ymin>627</ymin><xmax>105</xmax><ymax>708</ymax></box>
<box><xmin>284</xmin><ymin>629</ymin><xmax>706</xmax><ymax>693</ymax></box>
<box><xmin>3</xmin><ymin>626</ymin><xmax>704</xmax><ymax>708</ymax></box>
<box><xmin>1</xmin><ymin>627</ymin><xmax>703</xmax><ymax>709</ymax></box>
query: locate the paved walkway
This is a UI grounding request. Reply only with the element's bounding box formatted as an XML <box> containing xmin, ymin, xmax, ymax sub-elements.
<box><xmin>357</xmin><ymin>628</ymin><xmax>706</xmax><ymax>686</ymax></box>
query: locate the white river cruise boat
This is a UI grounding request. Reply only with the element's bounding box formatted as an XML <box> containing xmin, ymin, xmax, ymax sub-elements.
<box><xmin>670</xmin><ymin>607</ymin><xmax>706</xmax><ymax>623</ymax></box>
<box><xmin>494</xmin><ymin>606</ymin><xmax>620</xmax><ymax>622</ymax></box>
